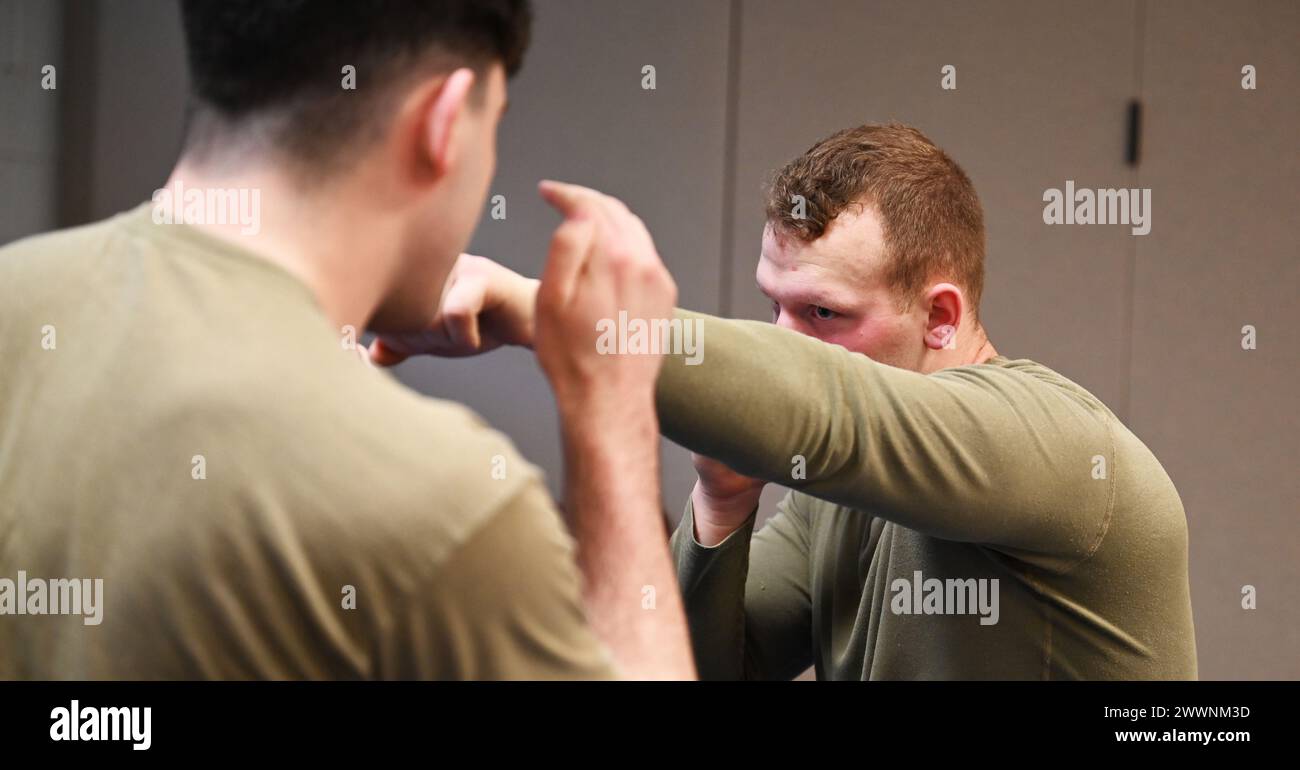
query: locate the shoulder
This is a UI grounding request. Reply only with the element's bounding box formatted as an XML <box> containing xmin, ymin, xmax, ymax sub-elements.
<box><xmin>0</xmin><ymin>212</ymin><xmax>134</xmax><ymax>292</ymax></box>
<box><xmin>969</xmin><ymin>357</ymin><xmax>1185</xmax><ymax>559</ymax></box>
<box><xmin>938</xmin><ymin>356</ymin><xmax>1115</xmax><ymax>419</ymax></box>
<box><xmin>159</xmin><ymin>356</ymin><xmax>547</xmax><ymax>573</ymax></box>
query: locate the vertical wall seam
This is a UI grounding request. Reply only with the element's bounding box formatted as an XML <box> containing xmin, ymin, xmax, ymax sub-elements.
<box><xmin>717</xmin><ymin>0</ymin><xmax>743</xmax><ymax>317</ymax></box>
<box><xmin>55</xmin><ymin>0</ymin><xmax>99</xmax><ymax>227</ymax></box>
<box><xmin>1120</xmin><ymin>0</ymin><xmax>1148</xmax><ymax>423</ymax></box>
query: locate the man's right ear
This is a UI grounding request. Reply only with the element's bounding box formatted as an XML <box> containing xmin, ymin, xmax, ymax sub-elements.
<box><xmin>421</xmin><ymin>68</ymin><xmax>478</xmax><ymax>177</ymax></box>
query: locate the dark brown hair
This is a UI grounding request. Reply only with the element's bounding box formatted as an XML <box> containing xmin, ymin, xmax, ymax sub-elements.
<box><xmin>180</xmin><ymin>0</ymin><xmax>531</xmax><ymax>171</ymax></box>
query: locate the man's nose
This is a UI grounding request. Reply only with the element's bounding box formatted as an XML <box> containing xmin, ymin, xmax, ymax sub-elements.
<box><xmin>774</xmin><ymin>310</ymin><xmax>827</xmax><ymax>342</ymax></box>
<box><xmin>774</xmin><ymin>310</ymin><xmax>801</xmax><ymax>333</ymax></box>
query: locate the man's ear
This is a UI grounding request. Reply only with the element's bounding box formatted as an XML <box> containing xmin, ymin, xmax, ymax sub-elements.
<box><xmin>922</xmin><ymin>283</ymin><xmax>964</xmax><ymax>351</ymax></box>
<box><xmin>421</xmin><ymin>67</ymin><xmax>478</xmax><ymax>177</ymax></box>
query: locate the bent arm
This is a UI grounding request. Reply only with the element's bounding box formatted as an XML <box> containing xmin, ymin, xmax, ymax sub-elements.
<box><xmin>656</xmin><ymin>310</ymin><xmax>1113</xmax><ymax>563</ymax></box>
<box><xmin>671</xmin><ymin>489</ymin><xmax>813</xmax><ymax>680</ymax></box>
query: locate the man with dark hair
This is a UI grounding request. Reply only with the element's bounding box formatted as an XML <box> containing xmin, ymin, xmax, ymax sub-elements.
<box><xmin>179</xmin><ymin>0</ymin><xmax>530</xmax><ymax>178</ymax></box>
<box><xmin>0</xmin><ymin>1</ymin><xmax>694</xmax><ymax>679</ymax></box>
<box><xmin>384</xmin><ymin>124</ymin><xmax>1198</xmax><ymax>680</ymax></box>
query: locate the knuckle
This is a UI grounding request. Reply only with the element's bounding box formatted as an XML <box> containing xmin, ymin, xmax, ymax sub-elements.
<box><xmin>606</xmin><ymin>245</ymin><xmax>634</xmax><ymax>267</ymax></box>
<box><xmin>551</xmin><ymin>228</ymin><xmax>577</xmax><ymax>252</ymax></box>
<box><xmin>634</xmin><ymin>260</ymin><xmax>660</xmax><ymax>282</ymax></box>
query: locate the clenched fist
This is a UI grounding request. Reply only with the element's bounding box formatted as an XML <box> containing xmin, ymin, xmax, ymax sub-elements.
<box><xmin>690</xmin><ymin>453</ymin><xmax>766</xmax><ymax>546</ymax></box>
<box><xmin>370</xmin><ymin>254</ymin><xmax>538</xmax><ymax>365</ymax></box>
<box><xmin>534</xmin><ymin>180</ymin><xmax>677</xmax><ymax>409</ymax></box>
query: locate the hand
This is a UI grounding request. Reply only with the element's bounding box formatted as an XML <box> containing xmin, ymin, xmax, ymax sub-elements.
<box><xmin>535</xmin><ymin>181</ymin><xmax>696</xmax><ymax>680</ymax></box>
<box><xmin>369</xmin><ymin>253</ymin><xmax>538</xmax><ymax>366</ymax></box>
<box><xmin>690</xmin><ymin>453</ymin><xmax>766</xmax><ymax>546</ymax></box>
<box><xmin>533</xmin><ymin>180</ymin><xmax>677</xmax><ymax>410</ymax></box>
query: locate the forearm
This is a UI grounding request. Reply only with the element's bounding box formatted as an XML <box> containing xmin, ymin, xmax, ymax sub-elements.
<box><xmin>670</xmin><ymin>492</ymin><xmax>814</xmax><ymax>680</ymax></box>
<box><xmin>560</xmin><ymin>391</ymin><xmax>696</xmax><ymax>680</ymax></box>
<box><xmin>656</xmin><ymin>310</ymin><xmax>900</xmax><ymax>503</ymax></box>
<box><xmin>690</xmin><ymin>479</ymin><xmax>761</xmax><ymax>546</ymax></box>
<box><xmin>669</xmin><ymin>498</ymin><xmax>756</xmax><ymax>679</ymax></box>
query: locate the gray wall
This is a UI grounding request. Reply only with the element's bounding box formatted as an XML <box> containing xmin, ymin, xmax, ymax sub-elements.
<box><xmin>1</xmin><ymin>0</ymin><xmax>1295</xmax><ymax>679</ymax></box>
<box><xmin>0</xmin><ymin>0</ymin><xmax>63</xmax><ymax>243</ymax></box>
<box><xmin>1131</xmin><ymin>0</ymin><xmax>1299</xmax><ymax>679</ymax></box>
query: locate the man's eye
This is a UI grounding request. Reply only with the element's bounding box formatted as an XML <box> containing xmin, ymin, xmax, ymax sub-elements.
<box><xmin>811</xmin><ymin>305</ymin><xmax>837</xmax><ymax>320</ymax></box>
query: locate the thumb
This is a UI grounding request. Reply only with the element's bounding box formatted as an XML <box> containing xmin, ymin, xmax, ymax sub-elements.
<box><xmin>438</xmin><ymin>273</ymin><xmax>488</xmax><ymax>350</ymax></box>
<box><xmin>369</xmin><ymin>339</ymin><xmax>410</xmax><ymax>367</ymax></box>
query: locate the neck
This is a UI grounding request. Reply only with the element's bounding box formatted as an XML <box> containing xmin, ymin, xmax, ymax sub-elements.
<box><xmin>963</xmin><ymin>323</ymin><xmax>999</xmax><ymax>365</ymax></box>
<box><xmin>970</xmin><ymin>335</ymin><xmax>999</xmax><ymax>364</ymax></box>
<box><xmin>162</xmin><ymin>159</ymin><xmax>402</xmax><ymax>333</ymax></box>
<box><xmin>922</xmin><ymin>323</ymin><xmax>999</xmax><ymax>374</ymax></box>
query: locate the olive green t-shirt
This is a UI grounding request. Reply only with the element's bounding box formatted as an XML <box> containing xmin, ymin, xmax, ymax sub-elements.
<box><xmin>657</xmin><ymin>311</ymin><xmax>1198</xmax><ymax>680</ymax></box>
<box><xmin>0</xmin><ymin>204</ymin><xmax>617</xmax><ymax>680</ymax></box>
